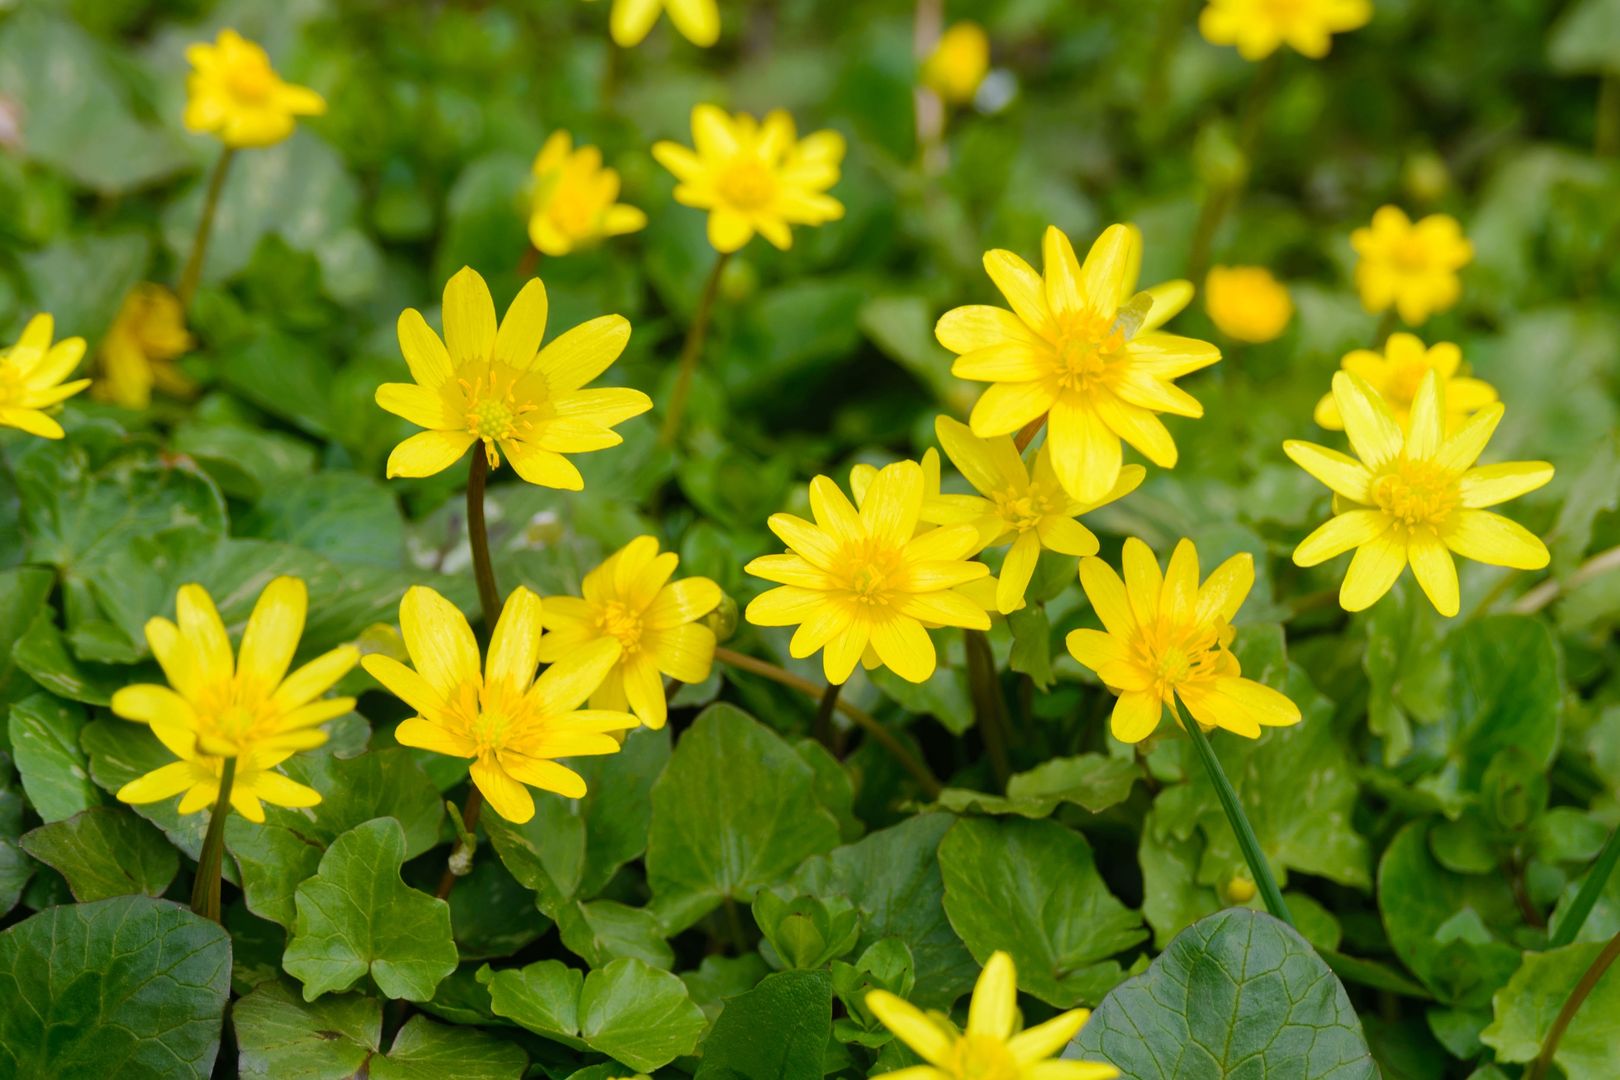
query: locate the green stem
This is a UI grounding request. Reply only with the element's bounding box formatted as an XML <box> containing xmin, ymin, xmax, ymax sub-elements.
<box><xmin>1551</xmin><ymin>825</ymin><xmax>1620</xmax><ymax>948</ymax></box>
<box><xmin>1372</xmin><ymin>308</ymin><xmax>1399</xmax><ymax>347</ymax></box>
<box><xmin>466</xmin><ymin>452</ymin><xmax>502</xmax><ymax>632</ymax></box>
<box><xmin>964</xmin><ymin>629</ymin><xmax>1012</xmax><ymax>788</ymax></box>
<box><xmin>177</xmin><ymin>146</ymin><xmax>235</xmax><ymax>311</ymax></box>
<box><xmin>1528</xmin><ymin>930</ymin><xmax>1620</xmax><ymax>1080</ymax></box>
<box><xmin>191</xmin><ymin>757</ymin><xmax>237</xmax><ymax>923</ymax></box>
<box><xmin>812</xmin><ymin>680</ymin><xmax>841</xmax><ymax>751</ymax></box>
<box><xmin>1597</xmin><ymin>74</ymin><xmax>1620</xmax><ymax>158</ymax></box>
<box><xmin>659</xmin><ymin>251</ymin><xmax>731</xmax><ymax>448</ymax></box>
<box><xmin>721</xmin><ymin>894</ymin><xmax>750</xmax><ymax>954</ymax></box>
<box><xmin>435</xmin><ymin>787</ymin><xmax>483</xmax><ymax>901</ymax></box>
<box><xmin>1174</xmin><ymin>699</ymin><xmax>1293</xmax><ymax>926</ymax></box>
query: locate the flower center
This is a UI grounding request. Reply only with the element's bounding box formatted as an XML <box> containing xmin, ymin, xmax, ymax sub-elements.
<box><xmin>596</xmin><ymin>600</ymin><xmax>644</xmax><ymax>655</ymax></box>
<box><xmin>949</xmin><ymin>1034</ymin><xmax>1020</xmax><ymax>1080</ymax></box>
<box><xmin>227</xmin><ymin>61</ymin><xmax>275</xmax><ymax>102</ymax></box>
<box><xmin>1385</xmin><ymin>361</ymin><xmax>1429</xmax><ymax>406</ymax></box>
<box><xmin>1052</xmin><ymin>313</ymin><xmax>1124</xmax><ymax>393</ymax></box>
<box><xmin>992</xmin><ymin>488</ymin><xmax>1047</xmax><ymax>531</ymax></box>
<box><xmin>717</xmin><ymin>159</ymin><xmax>776</xmax><ymax>211</ymax></box>
<box><xmin>1394</xmin><ymin>236</ymin><xmax>1432</xmax><ymax>272</ymax></box>
<box><xmin>472</xmin><ymin>710</ymin><xmax>511</xmax><ymax>756</ymax></box>
<box><xmin>1371</xmin><ymin>459</ymin><xmax>1458</xmax><ymax>532</ymax></box>
<box><xmin>461</xmin><ymin>367</ymin><xmax>540</xmax><ymax>467</ymax></box>
<box><xmin>1262</xmin><ymin>0</ymin><xmax>1307</xmax><ymax>24</ymax></box>
<box><xmin>834</xmin><ymin>541</ymin><xmax>905</xmax><ymax>607</ymax></box>
<box><xmin>1134</xmin><ymin>618</ymin><xmax>1230</xmax><ymax>697</ymax></box>
<box><xmin>549</xmin><ymin>186</ymin><xmax>602</xmax><ymax>237</ymax></box>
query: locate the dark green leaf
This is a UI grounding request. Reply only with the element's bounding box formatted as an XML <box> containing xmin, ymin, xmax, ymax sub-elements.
<box><xmin>695</xmin><ymin>969</ymin><xmax>833</xmax><ymax>1080</ymax></box>
<box><xmin>19</xmin><ymin>805</ymin><xmax>178</xmax><ymax>901</ymax></box>
<box><xmin>9</xmin><ymin>692</ymin><xmax>98</xmax><ymax>822</ymax></box>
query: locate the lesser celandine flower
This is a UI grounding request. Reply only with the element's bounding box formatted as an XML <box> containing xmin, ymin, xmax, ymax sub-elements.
<box><xmin>922</xmin><ymin>22</ymin><xmax>991</xmax><ymax>106</ymax></box>
<box><xmin>1314</xmin><ymin>332</ymin><xmax>1496</xmax><ymax>434</ymax></box>
<box><xmin>1351</xmin><ymin>206</ymin><xmax>1473</xmax><ymax>326</ymax></box>
<box><xmin>936</xmin><ymin>223</ymin><xmax>1213</xmax><ymax>505</ymax></box>
<box><xmin>183</xmin><ymin>29</ymin><xmax>325</xmax><ymax>148</ymax></box>
<box><xmin>1067</xmin><ymin>538</ymin><xmax>1301</xmax><ymax>742</ymax></box>
<box><xmin>866</xmin><ymin>950</ymin><xmax>1117</xmax><ymax>1080</ymax></box>
<box><xmin>1198</xmin><ymin>0</ymin><xmax>1372</xmax><ymax>60</ymax></box>
<box><xmin>745</xmin><ymin>460</ymin><xmax>990</xmax><ymax>685</ymax></box>
<box><xmin>592</xmin><ymin>0</ymin><xmax>719</xmax><ymax>48</ymax></box>
<box><xmin>0</xmin><ymin>313</ymin><xmax>90</xmax><ymax>439</ymax></box>
<box><xmin>1204</xmin><ymin>265</ymin><xmax>1293</xmax><ymax>344</ymax></box>
<box><xmin>1286</xmin><ymin>371</ymin><xmax>1552</xmax><ymax>617</ymax></box>
<box><xmin>362</xmin><ymin>586</ymin><xmax>637</xmax><ymax>824</ymax></box>
<box><xmin>94</xmin><ymin>284</ymin><xmax>195</xmax><ymax>410</ymax></box>
<box><xmin>377</xmin><ymin>267</ymin><xmax>651</xmax><ymax>488</ymax></box>
<box><xmin>528</xmin><ymin>131</ymin><xmax>648</xmax><ymax>257</ymax></box>
<box><xmin>652</xmin><ymin>105</ymin><xmax>845</xmax><ymax>254</ymax></box>
<box><xmin>538</xmin><ymin>536</ymin><xmax>721</xmax><ymax>731</ymax></box>
<box><xmin>118</xmin><ymin>743</ymin><xmax>320</xmax><ymax>824</ymax></box>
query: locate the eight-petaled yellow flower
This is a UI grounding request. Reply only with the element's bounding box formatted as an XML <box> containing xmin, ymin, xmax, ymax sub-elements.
<box><xmin>1314</xmin><ymin>332</ymin><xmax>1496</xmax><ymax>434</ymax></box>
<box><xmin>1067</xmin><ymin>538</ymin><xmax>1301</xmax><ymax>742</ymax></box>
<box><xmin>377</xmin><ymin>267</ymin><xmax>651</xmax><ymax>488</ymax></box>
<box><xmin>593</xmin><ymin>0</ymin><xmax>719</xmax><ymax>48</ymax></box>
<box><xmin>930</xmin><ymin>415</ymin><xmax>1145</xmax><ymax>614</ymax></box>
<box><xmin>0</xmin><ymin>313</ymin><xmax>90</xmax><ymax>440</ymax></box>
<box><xmin>1286</xmin><ymin>371</ymin><xmax>1552</xmax><ymax>617</ymax></box>
<box><xmin>528</xmin><ymin>131</ymin><xmax>648</xmax><ymax>257</ymax></box>
<box><xmin>936</xmin><ymin>223</ymin><xmax>1213</xmax><ymax>505</ymax></box>
<box><xmin>922</xmin><ymin>22</ymin><xmax>991</xmax><ymax>106</ymax></box>
<box><xmin>183</xmin><ymin>29</ymin><xmax>325</xmax><ymax>148</ymax></box>
<box><xmin>362</xmin><ymin>586</ymin><xmax>638</xmax><ymax>824</ymax></box>
<box><xmin>653</xmin><ymin>105</ymin><xmax>845</xmax><ymax>254</ymax></box>
<box><xmin>1351</xmin><ymin>206</ymin><xmax>1473</xmax><ymax>326</ymax></box>
<box><xmin>1204</xmin><ymin>265</ymin><xmax>1293</xmax><ymax>344</ymax></box>
<box><xmin>118</xmin><ymin>742</ymin><xmax>320</xmax><ymax>824</ymax></box>
<box><xmin>1198</xmin><ymin>0</ymin><xmax>1372</xmax><ymax>60</ymax></box>
<box><xmin>538</xmin><ymin>536</ymin><xmax>722</xmax><ymax>731</ymax></box>
<box><xmin>94</xmin><ymin>284</ymin><xmax>195</xmax><ymax>410</ymax></box>
<box><xmin>866</xmin><ymin>950</ymin><xmax>1117</xmax><ymax>1080</ymax></box>
<box><xmin>745</xmin><ymin>460</ymin><xmax>990</xmax><ymax>685</ymax></box>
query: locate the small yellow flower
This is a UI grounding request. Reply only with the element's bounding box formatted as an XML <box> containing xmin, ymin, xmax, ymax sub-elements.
<box><xmin>377</xmin><ymin>267</ymin><xmax>651</xmax><ymax>487</ymax></box>
<box><xmin>936</xmin><ymin>223</ymin><xmax>1213</xmax><ymax>505</ymax></box>
<box><xmin>1067</xmin><ymin>538</ymin><xmax>1301</xmax><ymax>742</ymax></box>
<box><xmin>866</xmin><ymin>950</ymin><xmax>1117</xmax><ymax>1080</ymax></box>
<box><xmin>93</xmin><ymin>284</ymin><xmax>196</xmax><ymax>410</ymax></box>
<box><xmin>593</xmin><ymin>0</ymin><xmax>720</xmax><ymax>48</ymax></box>
<box><xmin>1204</xmin><ymin>265</ymin><xmax>1293</xmax><ymax>344</ymax></box>
<box><xmin>922</xmin><ymin>22</ymin><xmax>991</xmax><ymax>106</ymax></box>
<box><xmin>118</xmin><ymin>743</ymin><xmax>320</xmax><ymax>824</ymax></box>
<box><xmin>0</xmin><ymin>313</ymin><xmax>90</xmax><ymax>439</ymax></box>
<box><xmin>528</xmin><ymin>131</ymin><xmax>648</xmax><ymax>257</ymax></box>
<box><xmin>538</xmin><ymin>536</ymin><xmax>722</xmax><ymax>731</ymax></box>
<box><xmin>1314</xmin><ymin>333</ymin><xmax>1496</xmax><ymax>433</ymax></box>
<box><xmin>183</xmin><ymin>29</ymin><xmax>325</xmax><ymax>149</ymax></box>
<box><xmin>1198</xmin><ymin>0</ymin><xmax>1372</xmax><ymax>60</ymax></box>
<box><xmin>111</xmin><ymin>577</ymin><xmax>359</xmax><ymax>759</ymax></box>
<box><xmin>362</xmin><ymin>586</ymin><xmax>638</xmax><ymax>824</ymax></box>
<box><xmin>745</xmin><ymin>460</ymin><xmax>990</xmax><ymax>685</ymax></box>
<box><xmin>652</xmin><ymin>105</ymin><xmax>845</xmax><ymax>254</ymax></box>
<box><xmin>1286</xmin><ymin>371</ymin><xmax>1553</xmax><ymax>617</ymax></box>
<box><xmin>1351</xmin><ymin>206</ymin><xmax>1473</xmax><ymax>326</ymax></box>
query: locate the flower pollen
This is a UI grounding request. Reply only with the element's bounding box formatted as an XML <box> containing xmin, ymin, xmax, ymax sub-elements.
<box><xmin>717</xmin><ymin>158</ymin><xmax>776</xmax><ymax>210</ymax></box>
<box><xmin>1370</xmin><ymin>459</ymin><xmax>1458</xmax><ymax>533</ymax></box>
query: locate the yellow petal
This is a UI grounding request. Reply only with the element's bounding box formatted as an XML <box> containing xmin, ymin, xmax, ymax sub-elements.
<box><xmin>399</xmin><ymin>585</ymin><xmax>481</xmax><ymax>696</ymax></box>
<box><xmin>236</xmin><ymin>576</ymin><xmax>306</xmax><ymax>702</ymax></box>
<box><xmin>443</xmin><ymin>267</ymin><xmax>496</xmax><ymax>363</ymax></box>
<box><xmin>1195</xmin><ymin>553</ymin><xmax>1254</xmax><ymax>624</ymax></box>
<box><xmin>493</xmin><ymin>278</ymin><xmax>548</xmax><ymax>369</ymax></box>
<box><xmin>1008</xmin><ymin>1007</ymin><xmax>1092</xmax><ymax>1064</ymax></box>
<box><xmin>644</xmin><ymin>578</ymin><xmax>722</xmax><ymax>629</ymax></box>
<box><xmin>868</xmin><ymin>616</ymin><xmax>936</xmax><ymax>683</ymax></box>
<box><xmin>1458</xmin><ymin>461</ymin><xmax>1554</xmax><ymax>509</ymax></box>
<box><xmin>396</xmin><ymin>716</ymin><xmax>476</xmax><ymax>758</ymax></box>
<box><xmin>530</xmin><ymin>638</ymin><xmax>622</xmax><ymax>715</ymax></box>
<box><xmin>1161</xmin><ymin>539</ymin><xmax>1200</xmax><ymax>621</ymax></box>
<box><xmin>1121</xmin><ymin>537</ymin><xmax>1162</xmax><ymax>629</ymax></box>
<box><xmin>1048</xmin><ymin>397</ymin><xmax>1121</xmax><ymax>504</ymax></box>
<box><xmin>621</xmin><ymin>653</ymin><xmax>666</xmax><ymax>729</ymax></box>
<box><xmin>499</xmin><ymin>752</ymin><xmax>588</xmax><ymax>798</ymax></box>
<box><xmin>1065</xmin><ymin>628</ymin><xmax>1130</xmax><ymax>673</ymax></box>
<box><xmin>860</xmin><ymin>461</ymin><xmax>924</xmax><ymax>549</ymax></box>
<box><xmin>665</xmin><ymin>0</ymin><xmax>720</xmax><ymax>46</ymax></box>
<box><xmin>176</xmin><ymin>584</ymin><xmax>233</xmax><ymax>690</ymax></box>
<box><xmin>1339</xmin><ymin>530</ymin><xmax>1407</xmax><ymax>611</ymax></box>
<box><xmin>822</xmin><ymin>619</ymin><xmax>870</xmax><ymax>685</ymax></box>
<box><xmin>1078</xmin><ymin>557</ymin><xmax>1136</xmax><ymax>639</ymax></box>
<box><xmin>970</xmin><ymin>380</ymin><xmax>1057</xmax><ymax>437</ymax></box>
<box><xmin>487</xmin><ymin>587</ymin><xmax>543</xmax><ymax>693</ymax></box>
<box><xmin>967</xmin><ymin>950</ymin><xmax>1018</xmax><ymax>1039</ymax></box>
<box><xmin>270</xmin><ymin>646</ymin><xmax>359</xmax><ymax>712</ymax></box>
<box><xmin>396</xmin><ymin>308</ymin><xmax>452</xmax><ymax>388</ymax></box>
<box><xmin>535</xmin><ymin>314</ymin><xmax>631</xmax><ymax>391</ymax></box>
<box><xmin>1036</xmin><ymin>515</ymin><xmax>1098</xmax><ymax>557</ymax></box>
<box><xmin>996</xmin><ymin>531</ymin><xmax>1041</xmax><ymax>614</ymax></box>
<box><xmin>1444</xmin><ymin>510</ymin><xmax>1550</xmax><ymax>570</ymax></box>
<box><xmin>1074</xmin><ymin>224</ymin><xmax>1134</xmax><ymax>320</ymax></box>
<box><xmin>936</xmin><ymin>414</ymin><xmax>1026</xmax><ymax>497</ymax></box>
<box><xmin>1042</xmin><ymin>225</ymin><xmax>1087</xmax><ymax>322</ymax></box>
<box><xmin>1408</xmin><ymin>533</ymin><xmax>1460</xmax><ymax>617</ymax></box>
<box><xmin>117</xmin><ymin>762</ymin><xmax>199</xmax><ymax>805</ymax></box>
<box><xmin>111</xmin><ymin>684</ymin><xmax>196</xmax><ymax>728</ymax></box>
<box><xmin>1293</xmin><ymin>509</ymin><xmax>1387</xmax><ymax>568</ymax></box>
<box><xmin>1282</xmin><ymin>441</ymin><xmax>1373</xmax><ymax>502</ymax></box>
<box><xmin>1110</xmin><ymin>690</ymin><xmax>1162</xmax><ymax>743</ymax></box>
<box><xmin>745</xmin><ymin>586</ymin><xmax>824</xmax><ymax>627</ymax></box>
<box><xmin>386</xmin><ymin>430</ymin><xmax>476</xmax><ymax>478</ymax></box>
<box><xmin>1405</xmin><ymin>370</ymin><xmax>1445</xmax><ymax>459</ymax></box>
<box><xmin>1331</xmin><ymin>371</ymin><xmax>1404</xmax><ymax>467</ymax></box>
<box><xmin>865</xmin><ymin>991</ymin><xmax>953</xmax><ymax>1066</ymax></box>
<box><xmin>936</xmin><ymin>304</ymin><xmax>1043</xmax><ymax>353</ymax></box>
<box><xmin>983</xmin><ymin>249</ymin><xmax>1053</xmax><ymax>338</ymax></box>
<box><xmin>471</xmin><ymin>757</ymin><xmax>535</xmax><ymax>824</ymax></box>
<box><xmin>503</xmin><ymin>440</ymin><xmax>584</xmax><ymax>490</ymax></box>
<box><xmin>249</xmin><ymin>770</ymin><xmax>322</xmax><ymax>809</ymax></box>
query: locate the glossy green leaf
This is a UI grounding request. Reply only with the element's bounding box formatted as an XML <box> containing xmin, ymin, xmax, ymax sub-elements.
<box><xmin>19</xmin><ymin>805</ymin><xmax>178</xmax><ymax>901</ymax></box>
<box><xmin>1480</xmin><ymin>941</ymin><xmax>1620</xmax><ymax>1079</ymax></box>
<box><xmin>9</xmin><ymin>693</ymin><xmax>98</xmax><ymax>822</ymax></box>
<box><xmin>695</xmin><ymin>969</ymin><xmax>833</xmax><ymax>1080</ymax></box>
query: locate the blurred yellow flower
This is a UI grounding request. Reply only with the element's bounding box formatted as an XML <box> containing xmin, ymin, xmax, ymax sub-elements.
<box><xmin>0</xmin><ymin>313</ymin><xmax>90</xmax><ymax>440</ymax></box>
<box><xmin>362</xmin><ymin>586</ymin><xmax>638</xmax><ymax>824</ymax></box>
<box><xmin>528</xmin><ymin>131</ymin><xmax>647</xmax><ymax>257</ymax></box>
<box><xmin>118</xmin><ymin>743</ymin><xmax>320</xmax><ymax>824</ymax></box>
<box><xmin>377</xmin><ymin>267</ymin><xmax>650</xmax><ymax>487</ymax></box>
<box><xmin>922</xmin><ymin>22</ymin><xmax>990</xmax><ymax>106</ymax></box>
<box><xmin>653</xmin><ymin>105</ymin><xmax>845</xmax><ymax>253</ymax></box>
<box><xmin>745</xmin><ymin>460</ymin><xmax>990</xmax><ymax>685</ymax></box>
<box><xmin>93</xmin><ymin>284</ymin><xmax>195</xmax><ymax>410</ymax></box>
<box><xmin>936</xmin><ymin>223</ymin><xmax>1212</xmax><ymax>505</ymax></box>
<box><xmin>183</xmin><ymin>29</ymin><xmax>325</xmax><ymax>149</ymax></box>
<box><xmin>593</xmin><ymin>0</ymin><xmax>719</xmax><ymax>48</ymax></box>
<box><xmin>1198</xmin><ymin>0</ymin><xmax>1372</xmax><ymax>60</ymax></box>
<box><xmin>1204</xmin><ymin>265</ymin><xmax>1292</xmax><ymax>344</ymax></box>
<box><xmin>1315</xmin><ymin>332</ymin><xmax>1496</xmax><ymax>433</ymax></box>
<box><xmin>1068</xmin><ymin>538</ymin><xmax>1301</xmax><ymax>742</ymax></box>
<box><xmin>1351</xmin><ymin>206</ymin><xmax>1473</xmax><ymax>326</ymax></box>
<box><xmin>538</xmin><ymin>536</ymin><xmax>721</xmax><ymax>730</ymax></box>
<box><xmin>866</xmin><ymin>950</ymin><xmax>1117</xmax><ymax>1080</ymax></box>
<box><xmin>1286</xmin><ymin>371</ymin><xmax>1553</xmax><ymax>617</ymax></box>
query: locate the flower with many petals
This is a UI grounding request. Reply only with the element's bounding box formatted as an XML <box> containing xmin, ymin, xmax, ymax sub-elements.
<box><xmin>377</xmin><ymin>267</ymin><xmax>651</xmax><ymax>488</ymax></box>
<box><xmin>0</xmin><ymin>313</ymin><xmax>90</xmax><ymax>439</ymax></box>
<box><xmin>1286</xmin><ymin>371</ymin><xmax>1552</xmax><ymax>617</ymax></box>
<box><xmin>183</xmin><ymin>29</ymin><xmax>325</xmax><ymax>148</ymax></box>
<box><xmin>1351</xmin><ymin>206</ymin><xmax>1472</xmax><ymax>326</ymax></box>
<box><xmin>592</xmin><ymin>0</ymin><xmax>720</xmax><ymax>48</ymax></box>
<box><xmin>118</xmin><ymin>742</ymin><xmax>320</xmax><ymax>824</ymax></box>
<box><xmin>94</xmin><ymin>284</ymin><xmax>195</xmax><ymax>410</ymax></box>
<box><xmin>528</xmin><ymin>131</ymin><xmax>648</xmax><ymax>257</ymax></box>
<box><xmin>1198</xmin><ymin>0</ymin><xmax>1372</xmax><ymax>60</ymax></box>
<box><xmin>1314</xmin><ymin>332</ymin><xmax>1496</xmax><ymax>434</ymax></box>
<box><xmin>1204</xmin><ymin>265</ymin><xmax>1292</xmax><ymax>344</ymax></box>
<box><xmin>922</xmin><ymin>22</ymin><xmax>991</xmax><ymax>106</ymax></box>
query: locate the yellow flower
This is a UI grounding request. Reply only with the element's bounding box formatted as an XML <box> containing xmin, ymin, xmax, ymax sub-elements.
<box><xmin>183</xmin><ymin>29</ymin><xmax>325</xmax><ymax>149</ymax></box>
<box><xmin>595</xmin><ymin>0</ymin><xmax>720</xmax><ymax>48</ymax></box>
<box><xmin>745</xmin><ymin>460</ymin><xmax>990</xmax><ymax>685</ymax></box>
<box><xmin>537</xmin><ymin>536</ymin><xmax>722</xmax><ymax>731</ymax></box>
<box><xmin>1204</xmin><ymin>265</ymin><xmax>1293</xmax><ymax>344</ymax></box>
<box><xmin>652</xmin><ymin>105</ymin><xmax>845</xmax><ymax>254</ymax></box>
<box><xmin>1314</xmin><ymin>332</ymin><xmax>1496</xmax><ymax>434</ymax></box>
<box><xmin>377</xmin><ymin>267</ymin><xmax>651</xmax><ymax>488</ymax></box>
<box><xmin>929</xmin><ymin>416</ymin><xmax>1144</xmax><ymax>614</ymax></box>
<box><xmin>866</xmin><ymin>951</ymin><xmax>1117</xmax><ymax>1080</ymax></box>
<box><xmin>1351</xmin><ymin>206</ymin><xmax>1473</xmax><ymax>326</ymax></box>
<box><xmin>1198</xmin><ymin>0</ymin><xmax>1372</xmax><ymax>60</ymax></box>
<box><xmin>528</xmin><ymin>131</ymin><xmax>648</xmax><ymax>257</ymax></box>
<box><xmin>922</xmin><ymin>22</ymin><xmax>991</xmax><ymax>106</ymax></box>
<box><xmin>1067</xmin><ymin>538</ymin><xmax>1302</xmax><ymax>742</ymax></box>
<box><xmin>93</xmin><ymin>284</ymin><xmax>195</xmax><ymax>410</ymax></box>
<box><xmin>362</xmin><ymin>586</ymin><xmax>638</xmax><ymax>824</ymax></box>
<box><xmin>111</xmin><ymin>577</ymin><xmax>359</xmax><ymax>759</ymax></box>
<box><xmin>936</xmin><ymin>223</ymin><xmax>1213</xmax><ymax>505</ymax></box>
<box><xmin>117</xmin><ymin>742</ymin><xmax>320</xmax><ymax>824</ymax></box>
<box><xmin>1286</xmin><ymin>371</ymin><xmax>1553</xmax><ymax>617</ymax></box>
<box><xmin>0</xmin><ymin>313</ymin><xmax>90</xmax><ymax>439</ymax></box>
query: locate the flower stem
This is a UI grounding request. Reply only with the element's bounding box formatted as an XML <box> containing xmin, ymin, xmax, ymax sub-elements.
<box><xmin>1550</xmin><ymin>824</ymin><xmax>1620</xmax><ymax>948</ymax></box>
<box><xmin>659</xmin><ymin>251</ymin><xmax>731</xmax><ymax>448</ymax></box>
<box><xmin>435</xmin><ymin>787</ymin><xmax>483</xmax><ymax>901</ymax></box>
<box><xmin>191</xmin><ymin>757</ymin><xmax>237</xmax><ymax>923</ymax></box>
<box><xmin>466</xmin><ymin>452</ymin><xmax>502</xmax><ymax>631</ymax></box>
<box><xmin>1528</xmin><ymin>930</ymin><xmax>1620</xmax><ymax>1080</ymax></box>
<box><xmin>177</xmin><ymin>146</ymin><xmax>236</xmax><ymax>311</ymax></box>
<box><xmin>1013</xmin><ymin>415</ymin><xmax>1046</xmax><ymax>453</ymax></box>
<box><xmin>1173</xmin><ymin>698</ymin><xmax>1293</xmax><ymax>926</ymax></box>
<box><xmin>964</xmin><ymin>629</ymin><xmax>1012</xmax><ymax>788</ymax></box>
<box><xmin>812</xmin><ymin>680</ymin><xmax>842</xmax><ymax>751</ymax></box>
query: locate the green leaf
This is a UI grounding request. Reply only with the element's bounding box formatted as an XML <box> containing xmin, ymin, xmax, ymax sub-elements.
<box><xmin>449</xmin><ymin>854</ymin><xmax>549</xmax><ymax>962</ymax></box>
<box><xmin>482</xmin><ymin>959</ymin><xmax>586</xmax><ymax>1051</ymax></box>
<box><xmin>935</xmin><ymin>753</ymin><xmax>1139</xmax><ymax>819</ymax></box>
<box><xmin>81</xmin><ymin>717</ymin><xmax>216</xmax><ymax>862</ymax></box>
<box><xmin>1440</xmin><ymin>616</ymin><xmax>1562</xmax><ymax>791</ymax></box>
<box><xmin>19</xmin><ymin>232</ymin><xmax>150</xmax><ymax>344</ymax></box>
<box><xmin>171</xmin><ymin>421</ymin><xmax>319</xmax><ymax>503</ymax></box>
<box><xmin>939</xmin><ymin>816</ymin><xmax>1146</xmax><ymax>1007</ymax></box>
<box><xmin>1549</xmin><ymin>0</ymin><xmax>1620</xmax><ymax>73</ymax></box>
<box><xmin>9</xmin><ymin>693</ymin><xmax>98</xmax><ymax>822</ymax></box>
<box><xmin>555</xmin><ymin>898</ymin><xmax>675</xmax><ymax>970</ymax></box>
<box><xmin>282</xmin><ymin>817</ymin><xmax>458</xmax><ymax>1002</ymax></box>
<box><xmin>373</xmin><ymin>1014</ymin><xmax>528</xmax><ymax>1080</ymax></box>
<box><xmin>0</xmin><ymin>567</ymin><xmax>54</xmax><ymax>708</ymax></box>
<box><xmin>0</xmin><ymin>896</ymin><xmax>231</xmax><ymax>1078</ymax></box>
<box><xmin>1481</xmin><ymin>941</ymin><xmax>1620</xmax><ymax>1079</ymax></box>
<box><xmin>1007</xmin><ymin>605</ymin><xmax>1055</xmax><ymax>690</ymax></box>
<box><xmin>11</xmin><ymin>611</ymin><xmax>124</xmax><ymax>704</ymax></box>
<box><xmin>695</xmin><ymin>969</ymin><xmax>833</xmax><ymax>1080</ymax></box>
<box><xmin>1066</xmin><ymin>909</ymin><xmax>1377</xmax><ymax>1079</ymax></box>
<box><xmin>19</xmin><ymin>805</ymin><xmax>178</xmax><ymax>901</ymax></box>
<box><xmin>239</xmin><ymin>472</ymin><xmax>405</xmax><ymax>568</ymax></box>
